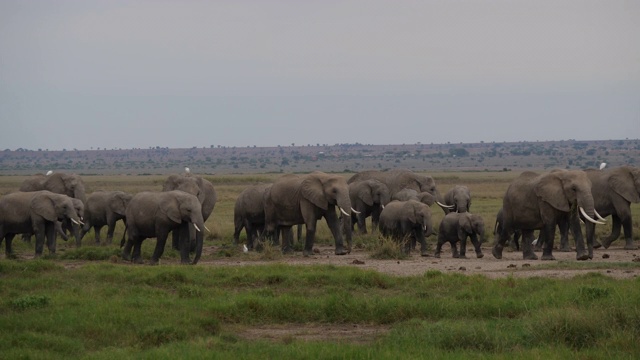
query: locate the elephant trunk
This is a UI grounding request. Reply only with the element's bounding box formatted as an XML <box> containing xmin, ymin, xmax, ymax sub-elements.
<box><xmin>337</xmin><ymin>194</ymin><xmax>353</xmax><ymax>252</ymax></box>
<box><xmin>455</xmin><ymin>199</ymin><xmax>469</xmax><ymax>213</ymax></box>
<box><xmin>74</xmin><ymin>187</ymin><xmax>87</xmax><ymax>205</ymax></box>
<box><xmin>577</xmin><ymin>193</ymin><xmax>604</xmax><ymax>225</ymax></box>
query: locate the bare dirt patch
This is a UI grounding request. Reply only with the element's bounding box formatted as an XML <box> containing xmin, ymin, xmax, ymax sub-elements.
<box><xmin>233</xmin><ymin>323</ymin><xmax>391</xmax><ymax>344</ymax></box>
<box><xmin>200</xmin><ymin>243</ymin><xmax>640</xmax><ymax>279</ymax></box>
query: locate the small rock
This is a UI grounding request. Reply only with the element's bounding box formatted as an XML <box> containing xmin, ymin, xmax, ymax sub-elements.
<box><xmin>397</xmin><ymin>261</ymin><xmax>400</xmax><ymax>264</ymax></box>
<box><xmin>522</xmin><ymin>263</ymin><xmax>530</xmax><ymax>268</ymax></box>
<box><xmin>459</xmin><ymin>266</ymin><xmax>466</xmax><ymax>271</ymax></box>
<box><xmin>602</xmin><ymin>253</ymin><xmax>610</xmax><ymax>259</ymax></box>
<box><xmin>352</xmin><ymin>259</ymin><xmax>365</xmax><ymax>265</ymax></box>
<box><xmin>507</xmin><ymin>264</ymin><xmax>517</xmax><ymax>268</ymax></box>
<box><xmin>607</xmin><ymin>270</ymin><xmax>612</xmax><ymax>273</ymax></box>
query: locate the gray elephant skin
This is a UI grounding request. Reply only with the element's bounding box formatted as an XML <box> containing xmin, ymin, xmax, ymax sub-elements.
<box><xmin>348</xmin><ymin>179</ymin><xmax>391</xmax><ymax>234</ymax></box>
<box><xmin>378</xmin><ymin>199</ymin><xmax>434</xmax><ymax>256</ymax></box>
<box><xmin>348</xmin><ymin>169</ymin><xmax>440</xmax><ymax>199</ymax></box>
<box><xmin>436</xmin><ymin>212</ymin><xmax>485</xmax><ymax>258</ymax></box>
<box><xmin>586</xmin><ymin>166</ymin><xmax>640</xmax><ymax>250</ymax></box>
<box><xmin>493</xmin><ymin>170</ymin><xmax>604</xmax><ymax>261</ymax></box>
<box><xmin>442</xmin><ymin>185</ymin><xmax>471</xmax><ymax>213</ymax></box>
<box><xmin>233</xmin><ymin>184</ymin><xmax>271</xmax><ymax>250</ymax></box>
<box><xmin>0</xmin><ymin>191</ymin><xmax>83</xmax><ymax>258</ymax></box>
<box><xmin>19</xmin><ymin>172</ymin><xmax>87</xmax><ymax>245</ymax></box>
<box><xmin>163</xmin><ymin>173</ymin><xmax>217</xmax><ymax>252</ymax></box>
<box><xmin>121</xmin><ymin>190</ymin><xmax>205</xmax><ymax>265</ymax></box>
<box><xmin>79</xmin><ymin>190</ymin><xmax>133</xmax><ymax>245</ymax></box>
<box><xmin>264</xmin><ymin>171</ymin><xmax>353</xmax><ymax>256</ymax></box>
<box><xmin>392</xmin><ymin>188</ymin><xmax>436</xmax><ymax>206</ymax></box>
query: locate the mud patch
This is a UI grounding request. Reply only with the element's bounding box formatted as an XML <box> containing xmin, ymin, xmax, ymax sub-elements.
<box><xmin>234</xmin><ymin>324</ymin><xmax>391</xmax><ymax>344</ymax></box>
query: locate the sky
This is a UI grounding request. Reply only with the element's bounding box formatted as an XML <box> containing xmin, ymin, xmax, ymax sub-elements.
<box><xmin>1</xmin><ymin>0</ymin><xmax>639</xmax><ymax>151</ymax></box>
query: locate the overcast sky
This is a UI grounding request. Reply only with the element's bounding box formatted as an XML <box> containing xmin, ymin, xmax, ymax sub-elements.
<box><xmin>1</xmin><ymin>1</ymin><xmax>639</xmax><ymax>151</ymax></box>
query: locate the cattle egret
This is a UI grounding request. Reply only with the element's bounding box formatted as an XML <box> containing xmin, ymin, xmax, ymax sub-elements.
<box><xmin>185</xmin><ymin>167</ymin><xmax>190</xmax><ymax>173</ymax></box>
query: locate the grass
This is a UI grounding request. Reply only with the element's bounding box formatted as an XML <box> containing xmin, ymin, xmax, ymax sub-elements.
<box><xmin>1</xmin><ymin>172</ymin><xmax>640</xmax><ymax>357</ymax></box>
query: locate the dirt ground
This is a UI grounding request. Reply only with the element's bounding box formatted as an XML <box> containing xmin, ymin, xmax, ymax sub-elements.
<box><xmin>200</xmin><ymin>242</ymin><xmax>640</xmax><ymax>280</ymax></box>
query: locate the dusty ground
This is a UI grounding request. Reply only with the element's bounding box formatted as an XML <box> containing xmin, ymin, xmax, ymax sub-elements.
<box><xmin>199</xmin><ymin>242</ymin><xmax>640</xmax><ymax>280</ymax></box>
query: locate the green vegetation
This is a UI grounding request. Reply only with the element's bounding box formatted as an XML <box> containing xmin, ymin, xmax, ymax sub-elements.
<box><xmin>1</xmin><ymin>262</ymin><xmax>639</xmax><ymax>358</ymax></box>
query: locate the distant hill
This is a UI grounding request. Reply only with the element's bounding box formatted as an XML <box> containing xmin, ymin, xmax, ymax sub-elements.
<box><xmin>1</xmin><ymin>139</ymin><xmax>638</xmax><ymax>175</ymax></box>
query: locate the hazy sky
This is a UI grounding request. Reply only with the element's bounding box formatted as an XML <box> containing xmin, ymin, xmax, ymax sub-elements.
<box><xmin>1</xmin><ymin>1</ymin><xmax>639</xmax><ymax>150</ymax></box>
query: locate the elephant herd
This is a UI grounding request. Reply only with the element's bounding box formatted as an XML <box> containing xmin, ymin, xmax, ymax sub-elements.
<box><xmin>1</xmin><ymin>166</ymin><xmax>639</xmax><ymax>265</ymax></box>
<box><xmin>0</xmin><ymin>172</ymin><xmax>217</xmax><ymax>264</ymax></box>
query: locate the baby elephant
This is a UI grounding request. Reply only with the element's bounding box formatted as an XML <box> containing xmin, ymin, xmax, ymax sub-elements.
<box><xmin>435</xmin><ymin>212</ymin><xmax>485</xmax><ymax>259</ymax></box>
<box><xmin>379</xmin><ymin>200</ymin><xmax>434</xmax><ymax>256</ymax></box>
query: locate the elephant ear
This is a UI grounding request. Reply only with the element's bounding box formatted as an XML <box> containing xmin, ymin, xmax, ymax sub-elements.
<box><xmin>31</xmin><ymin>193</ymin><xmax>58</xmax><ymax>222</ymax></box>
<box><xmin>405</xmin><ymin>202</ymin><xmax>418</xmax><ymax>224</ymax></box>
<box><xmin>301</xmin><ymin>176</ymin><xmax>328</xmax><ymax>210</ymax></box>
<box><xmin>109</xmin><ymin>193</ymin><xmax>128</xmax><ymax>216</ymax></box>
<box><xmin>609</xmin><ymin>170</ymin><xmax>640</xmax><ymax>203</ymax></box>
<box><xmin>358</xmin><ymin>183</ymin><xmax>374</xmax><ymax>206</ymax></box>
<box><xmin>534</xmin><ymin>174</ymin><xmax>570</xmax><ymax>212</ymax></box>
<box><xmin>159</xmin><ymin>196</ymin><xmax>182</xmax><ymax>224</ymax></box>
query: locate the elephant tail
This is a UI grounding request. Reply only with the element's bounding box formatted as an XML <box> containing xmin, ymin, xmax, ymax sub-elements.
<box><xmin>120</xmin><ymin>225</ymin><xmax>128</xmax><ymax>248</ymax></box>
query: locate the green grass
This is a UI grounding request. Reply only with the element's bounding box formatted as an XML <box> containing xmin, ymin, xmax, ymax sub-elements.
<box><xmin>1</xmin><ymin>262</ymin><xmax>639</xmax><ymax>358</ymax></box>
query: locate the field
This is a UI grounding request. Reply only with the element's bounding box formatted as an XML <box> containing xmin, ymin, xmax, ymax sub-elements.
<box><xmin>1</xmin><ymin>171</ymin><xmax>640</xmax><ymax>358</ymax></box>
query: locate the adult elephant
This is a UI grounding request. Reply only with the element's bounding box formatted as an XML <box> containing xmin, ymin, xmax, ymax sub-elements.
<box><xmin>441</xmin><ymin>185</ymin><xmax>472</xmax><ymax>214</ymax></box>
<box><xmin>264</xmin><ymin>172</ymin><xmax>354</xmax><ymax>256</ymax></box>
<box><xmin>348</xmin><ymin>169</ymin><xmax>450</xmax><ymax>209</ymax></box>
<box><xmin>435</xmin><ymin>212</ymin><xmax>485</xmax><ymax>259</ymax></box>
<box><xmin>121</xmin><ymin>190</ymin><xmax>205</xmax><ymax>265</ymax></box>
<box><xmin>378</xmin><ymin>200</ymin><xmax>434</xmax><ymax>256</ymax></box>
<box><xmin>493</xmin><ymin>170</ymin><xmax>604</xmax><ymax>261</ymax></box>
<box><xmin>233</xmin><ymin>184</ymin><xmax>271</xmax><ymax>250</ymax></box>
<box><xmin>585</xmin><ymin>166</ymin><xmax>640</xmax><ymax>250</ymax></box>
<box><xmin>348</xmin><ymin>179</ymin><xmax>391</xmax><ymax>234</ymax></box>
<box><xmin>0</xmin><ymin>191</ymin><xmax>84</xmax><ymax>258</ymax></box>
<box><xmin>79</xmin><ymin>190</ymin><xmax>133</xmax><ymax>245</ymax></box>
<box><xmin>19</xmin><ymin>172</ymin><xmax>87</xmax><ymax>245</ymax></box>
<box><xmin>392</xmin><ymin>188</ymin><xmax>436</xmax><ymax>206</ymax></box>
<box><xmin>162</xmin><ymin>173</ymin><xmax>217</xmax><ymax>251</ymax></box>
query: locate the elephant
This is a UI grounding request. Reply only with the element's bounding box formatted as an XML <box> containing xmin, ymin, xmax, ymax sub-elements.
<box><xmin>162</xmin><ymin>173</ymin><xmax>217</xmax><ymax>252</ymax></box>
<box><xmin>435</xmin><ymin>212</ymin><xmax>485</xmax><ymax>259</ymax></box>
<box><xmin>264</xmin><ymin>171</ymin><xmax>354</xmax><ymax>256</ymax></box>
<box><xmin>0</xmin><ymin>191</ymin><xmax>84</xmax><ymax>258</ymax></box>
<box><xmin>79</xmin><ymin>190</ymin><xmax>133</xmax><ymax>245</ymax></box>
<box><xmin>493</xmin><ymin>170</ymin><xmax>604</xmax><ymax>261</ymax></box>
<box><xmin>392</xmin><ymin>188</ymin><xmax>436</xmax><ymax>206</ymax></box>
<box><xmin>441</xmin><ymin>185</ymin><xmax>471</xmax><ymax>214</ymax></box>
<box><xmin>19</xmin><ymin>172</ymin><xmax>87</xmax><ymax>245</ymax></box>
<box><xmin>233</xmin><ymin>184</ymin><xmax>271</xmax><ymax>250</ymax></box>
<box><xmin>378</xmin><ymin>199</ymin><xmax>434</xmax><ymax>256</ymax></box>
<box><xmin>348</xmin><ymin>169</ymin><xmax>451</xmax><ymax>210</ymax></box>
<box><xmin>348</xmin><ymin>179</ymin><xmax>391</xmax><ymax>234</ymax></box>
<box><xmin>585</xmin><ymin>166</ymin><xmax>640</xmax><ymax>250</ymax></box>
<box><xmin>121</xmin><ymin>190</ymin><xmax>205</xmax><ymax>265</ymax></box>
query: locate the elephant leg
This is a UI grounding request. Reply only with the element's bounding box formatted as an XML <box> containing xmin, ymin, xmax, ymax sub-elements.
<box><xmin>539</xmin><ymin>224</ymin><xmax>556</xmax><ymax>261</ymax></box>
<box><xmin>619</xmin><ymin>211</ymin><xmax>638</xmax><ymax>250</ymax></box>
<box><xmin>521</xmin><ymin>229</ymin><xmax>539</xmax><ymax>260</ymax></box>
<box><xmin>93</xmin><ymin>225</ymin><xmax>102</xmax><ymax>245</ymax></box>
<box><xmin>571</xmin><ymin>212</ymin><xmax>589</xmax><ymax>261</ymax></box>
<box><xmin>170</xmin><ymin>230</ymin><xmax>180</xmax><ymax>251</ymax></box>
<box><xmin>459</xmin><ymin>236</ymin><xmax>468</xmax><ymax>259</ymax></box>
<box><xmin>303</xmin><ymin>221</ymin><xmax>318</xmax><ymax>257</ymax></box>
<box><xmin>416</xmin><ymin>231</ymin><xmax>428</xmax><ymax>257</ymax></box>
<box><xmin>470</xmin><ymin>234</ymin><xmax>484</xmax><ymax>258</ymax></box>
<box><xmin>4</xmin><ymin>234</ymin><xmax>16</xmax><ymax>259</ymax></box>
<box><xmin>33</xmin><ymin>222</ymin><xmax>46</xmax><ymax>257</ymax></box>
<box><xmin>450</xmin><ymin>240</ymin><xmax>460</xmax><ymax>258</ymax></box>
<box><xmin>434</xmin><ymin>236</ymin><xmax>445</xmax><ymax>258</ymax></box>
<box><xmin>280</xmin><ymin>226</ymin><xmax>294</xmax><ymax>254</ymax></box>
<box><xmin>601</xmin><ymin>215</ymin><xmax>621</xmax><ymax>249</ymax></box>
<box><xmin>46</xmin><ymin>222</ymin><xmax>57</xmax><ymax>254</ymax></box>
<box><xmin>325</xmin><ymin>210</ymin><xmax>348</xmax><ymax>255</ymax></box>
<box><xmin>356</xmin><ymin>212</ymin><xmax>367</xmax><ymax>234</ymax></box>
<box><xmin>176</xmin><ymin>224</ymin><xmax>192</xmax><ymax>264</ymax></box>
<box><xmin>584</xmin><ymin>222</ymin><xmax>596</xmax><ymax>259</ymax></box>
<box><xmin>131</xmin><ymin>238</ymin><xmax>144</xmax><ymax>264</ymax></box>
<box><xmin>106</xmin><ymin>217</ymin><xmax>118</xmax><ymax>245</ymax></box>
<box><xmin>151</xmin><ymin>230</ymin><xmax>171</xmax><ymax>265</ymax></box>
<box><xmin>557</xmin><ymin>221</ymin><xmax>572</xmax><ymax>252</ymax></box>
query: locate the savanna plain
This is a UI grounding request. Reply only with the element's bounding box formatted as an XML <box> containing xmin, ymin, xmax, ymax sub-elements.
<box><xmin>1</xmin><ymin>171</ymin><xmax>640</xmax><ymax>359</ymax></box>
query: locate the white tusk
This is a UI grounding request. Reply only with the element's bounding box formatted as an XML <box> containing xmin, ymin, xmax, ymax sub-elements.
<box><xmin>423</xmin><ymin>225</ymin><xmax>427</xmax><ymax>231</ymax></box>
<box><xmin>532</xmin><ymin>238</ymin><xmax>538</xmax><ymax>246</ymax></box>
<box><xmin>193</xmin><ymin>223</ymin><xmax>201</xmax><ymax>232</ymax></box>
<box><xmin>381</xmin><ymin>204</ymin><xmax>385</xmax><ymax>209</ymax></box>
<box><xmin>580</xmin><ymin>207</ymin><xmax>606</xmax><ymax>225</ymax></box>
<box><xmin>204</xmin><ymin>225</ymin><xmax>211</xmax><ymax>233</ymax></box>
<box><xmin>71</xmin><ymin>218</ymin><xmax>84</xmax><ymax>226</ymax></box>
<box><xmin>436</xmin><ymin>201</ymin><xmax>455</xmax><ymax>209</ymax></box>
<box><xmin>351</xmin><ymin>207</ymin><xmax>361</xmax><ymax>214</ymax></box>
<box><xmin>594</xmin><ymin>209</ymin><xmax>607</xmax><ymax>222</ymax></box>
<box><xmin>339</xmin><ymin>207</ymin><xmax>350</xmax><ymax>217</ymax></box>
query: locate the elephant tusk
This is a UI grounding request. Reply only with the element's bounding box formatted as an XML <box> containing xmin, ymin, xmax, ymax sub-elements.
<box><xmin>532</xmin><ymin>238</ymin><xmax>538</xmax><ymax>246</ymax></box>
<box><xmin>71</xmin><ymin>218</ymin><xmax>85</xmax><ymax>226</ymax></box>
<box><xmin>580</xmin><ymin>207</ymin><xmax>606</xmax><ymax>225</ymax></box>
<box><xmin>423</xmin><ymin>225</ymin><xmax>427</xmax><ymax>232</ymax></box>
<box><xmin>204</xmin><ymin>225</ymin><xmax>211</xmax><ymax>233</ymax></box>
<box><xmin>351</xmin><ymin>207</ymin><xmax>361</xmax><ymax>214</ymax></box>
<box><xmin>339</xmin><ymin>207</ymin><xmax>350</xmax><ymax>217</ymax></box>
<box><xmin>594</xmin><ymin>209</ymin><xmax>607</xmax><ymax>222</ymax></box>
<box><xmin>381</xmin><ymin>204</ymin><xmax>385</xmax><ymax>209</ymax></box>
<box><xmin>193</xmin><ymin>223</ymin><xmax>201</xmax><ymax>232</ymax></box>
<box><xmin>436</xmin><ymin>201</ymin><xmax>455</xmax><ymax>209</ymax></box>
